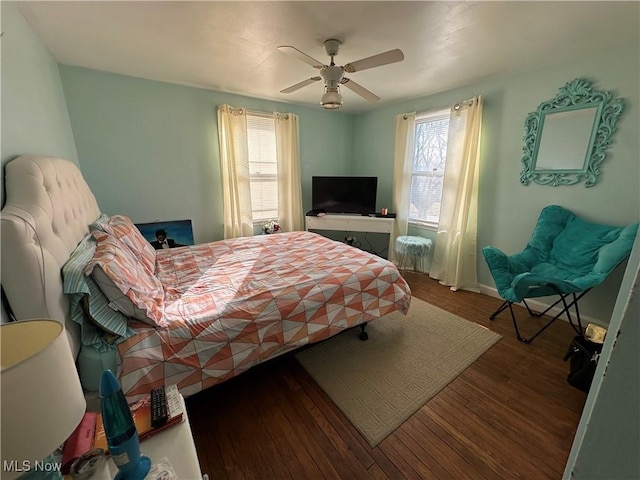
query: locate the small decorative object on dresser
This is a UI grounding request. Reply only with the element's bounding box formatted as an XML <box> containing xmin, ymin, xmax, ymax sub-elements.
<box><xmin>262</xmin><ymin>219</ymin><xmax>281</xmax><ymax>234</ymax></box>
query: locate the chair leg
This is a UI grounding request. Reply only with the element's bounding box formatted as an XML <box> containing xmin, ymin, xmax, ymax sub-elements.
<box><xmin>518</xmin><ymin>308</ymin><xmax>561</xmax><ymax>344</ymax></box>
<box><xmin>490</xmin><ymin>301</ymin><xmax>529</xmax><ymax>342</ymax></box>
<box><xmin>490</xmin><ymin>289</ymin><xmax>591</xmax><ymax>344</ymax></box>
<box><xmin>507</xmin><ymin>302</ymin><xmax>529</xmax><ymax>343</ymax></box>
<box><xmin>555</xmin><ymin>290</ymin><xmax>586</xmax><ymax>336</ymax></box>
<box><xmin>522</xmin><ymin>299</ymin><xmax>538</xmax><ymax>317</ymax></box>
<box><xmin>498</xmin><ymin>301</ymin><xmax>550</xmax><ymax>344</ymax></box>
<box><xmin>489</xmin><ymin>300</ymin><xmax>510</xmax><ymax>320</ymax></box>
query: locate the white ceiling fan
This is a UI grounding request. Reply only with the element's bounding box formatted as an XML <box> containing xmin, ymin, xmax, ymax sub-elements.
<box><xmin>278</xmin><ymin>39</ymin><xmax>404</xmax><ymax>110</ymax></box>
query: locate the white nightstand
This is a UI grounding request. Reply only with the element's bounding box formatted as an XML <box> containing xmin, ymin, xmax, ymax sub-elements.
<box><xmin>93</xmin><ymin>395</ymin><xmax>203</xmax><ymax>479</ymax></box>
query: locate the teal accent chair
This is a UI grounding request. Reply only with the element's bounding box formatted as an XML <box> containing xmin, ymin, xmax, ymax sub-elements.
<box><xmin>483</xmin><ymin>205</ymin><xmax>638</xmax><ymax>343</ymax></box>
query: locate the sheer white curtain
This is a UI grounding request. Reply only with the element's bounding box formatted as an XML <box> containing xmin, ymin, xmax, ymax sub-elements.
<box><xmin>429</xmin><ymin>96</ymin><xmax>484</xmax><ymax>292</ymax></box>
<box><xmin>217</xmin><ymin>104</ymin><xmax>253</xmax><ymax>239</ymax></box>
<box><xmin>390</xmin><ymin>112</ymin><xmax>416</xmax><ymax>264</ymax></box>
<box><xmin>217</xmin><ymin>104</ymin><xmax>303</xmax><ymax>238</ymax></box>
<box><xmin>275</xmin><ymin>112</ymin><xmax>304</xmax><ymax>232</ymax></box>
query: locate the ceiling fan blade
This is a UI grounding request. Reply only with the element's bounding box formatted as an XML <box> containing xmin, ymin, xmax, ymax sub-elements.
<box><xmin>277</xmin><ymin>46</ymin><xmax>324</xmax><ymax>69</ymax></box>
<box><xmin>280</xmin><ymin>76</ymin><xmax>322</xmax><ymax>94</ymax></box>
<box><xmin>343</xmin><ymin>49</ymin><xmax>404</xmax><ymax>73</ymax></box>
<box><xmin>341</xmin><ymin>78</ymin><xmax>380</xmax><ymax>103</ymax></box>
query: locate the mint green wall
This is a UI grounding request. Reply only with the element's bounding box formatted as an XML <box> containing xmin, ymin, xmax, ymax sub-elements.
<box><xmin>59</xmin><ymin>66</ymin><xmax>354</xmax><ymax>243</ymax></box>
<box><xmin>0</xmin><ymin>2</ymin><xmax>78</xmax><ymax>323</ymax></box>
<box><xmin>351</xmin><ymin>41</ymin><xmax>640</xmax><ymax>323</ymax></box>
<box><xmin>0</xmin><ymin>2</ymin><xmax>78</xmax><ymax>181</ymax></box>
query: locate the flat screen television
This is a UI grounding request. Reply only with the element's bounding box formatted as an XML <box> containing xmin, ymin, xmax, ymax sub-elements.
<box><xmin>312</xmin><ymin>176</ymin><xmax>378</xmax><ymax>215</ymax></box>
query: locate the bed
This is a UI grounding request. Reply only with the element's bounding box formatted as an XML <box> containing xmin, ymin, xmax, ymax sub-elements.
<box><xmin>1</xmin><ymin>155</ymin><xmax>411</xmax><ymax>401</ymax></box>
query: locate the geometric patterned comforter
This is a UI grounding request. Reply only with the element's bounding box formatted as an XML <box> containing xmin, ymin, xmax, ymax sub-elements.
<box><xmin>118</xmin><ymin>231</ymin><xmax>411</xmax><ymax>401</ymax></box>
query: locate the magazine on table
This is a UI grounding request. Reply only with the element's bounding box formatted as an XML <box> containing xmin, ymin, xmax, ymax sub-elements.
<box><xmin>94</xmin><ymin>385</ymin><xmax>184</xmax><ymax>453</ymax></box>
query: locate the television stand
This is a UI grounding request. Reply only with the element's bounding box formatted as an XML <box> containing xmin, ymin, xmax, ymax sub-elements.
<box><xmin>305</xmin><ymin>214</ymin><xmax>395</xmax><ymax>257</ymax></box>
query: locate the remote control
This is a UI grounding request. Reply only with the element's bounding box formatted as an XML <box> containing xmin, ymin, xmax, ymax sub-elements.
<box><xmin>150</xmin><ymin>386</ymin><xmax>169</xmax><ymax>428</ymax></box>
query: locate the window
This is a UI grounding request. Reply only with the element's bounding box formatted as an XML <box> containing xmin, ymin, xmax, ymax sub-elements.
<box><xmin>409</xmin><ymin>108</ymin><xmax>450</xmax><ymax>227</ymax></box>
<box><xmin>247</xmin><ymin>114</ymin><xmax>278</xmax><ymax>222</ymax></box>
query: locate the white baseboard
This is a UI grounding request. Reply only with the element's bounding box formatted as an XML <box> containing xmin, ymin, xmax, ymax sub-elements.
<box><xmin>477</xmin><ymin>283</ymin><xmax>607</xmax><ymax>328</ymax></box>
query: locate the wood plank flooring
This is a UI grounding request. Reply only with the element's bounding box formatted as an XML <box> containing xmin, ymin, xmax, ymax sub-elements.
<box><xmin>186</xmin><ymin>272</ymin><xmax>587</xmax><ymax>479</ymax></box>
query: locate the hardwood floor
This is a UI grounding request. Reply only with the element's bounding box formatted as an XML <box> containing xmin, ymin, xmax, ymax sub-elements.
<box><xmin>186</xmin><ymin>272</ymin><xmax>587</xmax><ymax>479</ymax></box>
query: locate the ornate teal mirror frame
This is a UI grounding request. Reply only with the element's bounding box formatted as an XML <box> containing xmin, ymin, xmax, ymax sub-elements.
<box><xmin>520</xmin><ymin>78</ymin><xmax>624</xmax><ymax>187</ymax></box>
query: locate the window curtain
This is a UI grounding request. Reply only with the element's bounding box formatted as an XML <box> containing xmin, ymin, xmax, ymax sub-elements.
<box><xmin>275</xmin><ymin>112</ymin><xmax>304</xmax><ymax>232</ymax></box>
<box><xmin>429</xmin><ymin>96</ymin><xmax>483</xmax><ymax>292</ymax></box>
<box><xmin>217</xmin><ymin>104</ymin><xmax>303</xmax><ymax>238</ymax></box>
<box><xmin>217</xmin><ymin>104</ymin><xmax>253</xmax><ymax>238</ymax></box>
<box><xmin>390</xmin><ymin>112</ymin><xmax>416</xmax><ymax>264</ymax></box>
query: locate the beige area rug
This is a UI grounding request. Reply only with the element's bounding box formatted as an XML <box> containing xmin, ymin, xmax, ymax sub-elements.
<box><xmin>295</xmin><ymin>298</ymin><xmax>502</xmax><ymax>447</ymax></box>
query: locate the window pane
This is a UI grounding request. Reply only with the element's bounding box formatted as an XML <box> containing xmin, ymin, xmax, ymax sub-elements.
<box><xmin>250</xmin><ymin>177</ymin><xmax>278</xmax><ymax>221</ymax></box>
<box><xmin>409</xmin><ymin>109</ymin><xmax>450</xmax><ymax>225</ymax></box>
<box><xmin>247</xmin><ymin>114</ymin><xmax>278</xmax><ymax>221</ymax></box>
<box><xmin>409</xmin><ymin>173</ymin><xmax>444</xmax><ymax>224</ymax></box>
<box><xmin>413</xmin><ymin>114</ymin><xmax>449</xmax><ymax>173</ymax></box>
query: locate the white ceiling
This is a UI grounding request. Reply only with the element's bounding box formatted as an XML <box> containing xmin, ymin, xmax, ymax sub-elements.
<box><xmin>18</xmin><ymin>1</ymin><xmax>640</xmax><ymax>113</ymax></box>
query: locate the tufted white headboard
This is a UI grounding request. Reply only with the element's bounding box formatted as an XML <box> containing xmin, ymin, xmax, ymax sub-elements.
<box><xmin>1</xmin><ymin>156</ymin><xmax>101</xmax><ymax>357</ymax></box>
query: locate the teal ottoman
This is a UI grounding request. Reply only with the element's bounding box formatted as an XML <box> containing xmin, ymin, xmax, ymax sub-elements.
<box><xmin>395</xmin><ymin>235</ymin><xmax>432</xmax><ymax>272</ymax></box>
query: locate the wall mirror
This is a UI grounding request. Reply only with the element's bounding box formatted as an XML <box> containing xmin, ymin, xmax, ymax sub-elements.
<box><xmin>520</xmin><ymin>78</ymin><xmax>624</xmax><ymax>187</ymax></box>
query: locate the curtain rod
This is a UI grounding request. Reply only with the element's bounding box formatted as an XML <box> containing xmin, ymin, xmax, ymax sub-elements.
<box><xmin>219</xmin><ymin>105</ymin><xmax>290</xmax><ymax>120</ymax></box>
<box><xmin>454</xmin><ymin>96</ymin><xmax>479</xmax><ymax>110</ymax></box>
<box><xmin>402</xmin><ymin>95</ymin><xmax>480</xmax><ymax>118</ymax></box>
<box><xmin>247</xmin><ymin>109</ymin><xmax>291</xmax><ymax>120</ymax></box>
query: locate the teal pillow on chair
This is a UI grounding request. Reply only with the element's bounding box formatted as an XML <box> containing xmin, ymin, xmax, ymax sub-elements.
<box><xmin>483</xmin><ymin>205</ymin><xmax>638</xmax><ymax>343</ymax></box>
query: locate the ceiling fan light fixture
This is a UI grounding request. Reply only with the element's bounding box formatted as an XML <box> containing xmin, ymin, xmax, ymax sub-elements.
<box><xmin>279</xmin><ymin>39</ymin><xmax>404</xmax><ymax>109</ymax></box>
<box><xmin>321</xmin><ymin>87</ymin><xmax>343</xmax><ymax>110</ymax></box>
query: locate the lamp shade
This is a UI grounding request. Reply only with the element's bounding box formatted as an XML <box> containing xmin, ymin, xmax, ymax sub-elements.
<box><xmin>1</xmin><ymin>320</ymin><xmax>86</xmax><ymax>479</ymax></box>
